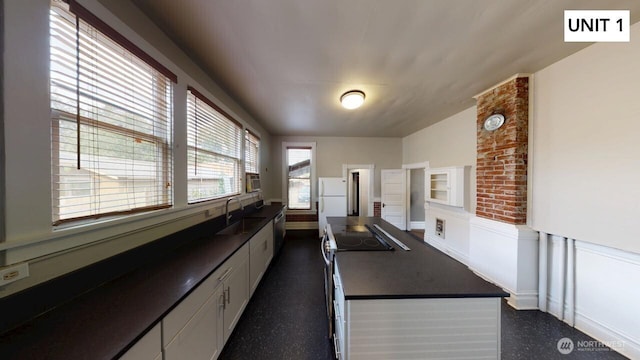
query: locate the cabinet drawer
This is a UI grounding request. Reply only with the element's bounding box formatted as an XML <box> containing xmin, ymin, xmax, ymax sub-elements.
<box><xmin>163</xmin><ymin>242</ymin><xmax>249</xmax><ymax>346</ymax></box>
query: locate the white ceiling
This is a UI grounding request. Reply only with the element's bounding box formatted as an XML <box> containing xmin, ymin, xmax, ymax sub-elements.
<box><xmin>132</xmin><ymin>0</ymin><xmax>640</xmax><ymax>137</ymax></box>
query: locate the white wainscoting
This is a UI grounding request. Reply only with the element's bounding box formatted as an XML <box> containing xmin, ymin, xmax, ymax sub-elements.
<box><xmin>469</xmin><ymin>216</ymin><xmax>539</xmax><ymax>309</ymax></box>
<box><xmin>424</xmin><ymin>203</ymin><xmax>471</xmax><ymax>265</ymax></box>
<box><xmin>540</xmin><ymin>236</ymin><xmax>640</xmax><ymax>359</ymax></box>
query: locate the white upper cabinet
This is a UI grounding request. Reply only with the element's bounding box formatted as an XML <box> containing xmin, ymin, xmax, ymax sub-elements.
<box><xmin>426</xmin><ymin>166</ymin><xmax>468</xmax><ymax>207</ymax></box>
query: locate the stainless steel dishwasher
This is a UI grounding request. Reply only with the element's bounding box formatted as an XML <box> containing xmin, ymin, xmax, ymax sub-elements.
<box><xmin>273</xmin><ymin>209</ymin><xmax>285</xmax><ymax>255</ymax></box>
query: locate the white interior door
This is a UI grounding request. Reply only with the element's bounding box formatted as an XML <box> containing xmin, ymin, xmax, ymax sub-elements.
<box><xmin>381</xmin><ymin>169</ymin><xmax>407</xmax><ymax>230</ymax></box>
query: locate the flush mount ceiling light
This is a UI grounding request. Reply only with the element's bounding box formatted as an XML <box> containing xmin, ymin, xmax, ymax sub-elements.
<box><xmin>340</xmin><ymin>90</ymin><xmax>365</xmax><ymax>109</ymax></box>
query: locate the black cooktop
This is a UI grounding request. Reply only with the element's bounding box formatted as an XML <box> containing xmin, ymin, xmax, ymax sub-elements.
<box><xmin>334</xmin><ymin>224</ymin><xmax>394</xmax><ymax>251</ymax></box>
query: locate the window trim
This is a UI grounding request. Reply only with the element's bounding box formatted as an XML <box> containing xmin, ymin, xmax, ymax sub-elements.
<box><xmin>51</xmin><ymin>110</ymin><xmax>172</xmax><ymax>226</ymax></box>
<box><xmin>64</xmin><ymin>0</ymin><xmax>177</xmax><ymax>83</ymax></box>
<box><xmin>50</xmin><ymin>1</ymin><xmax>174</xmax><ymax>226</ymax></box>
<box><xmin>244</xmin><ymin>129</ymin><xmax>260</xmax><ymax>175</ymax></box>
<box><xmin>282</xmin><ymin>142</ymin><xmax>316</xmax><ymax>214</ymax></box>
<box><xmin>186</xmin><ymin>86</ymin><xmax>243</xmax><ymax>204</ymax></box>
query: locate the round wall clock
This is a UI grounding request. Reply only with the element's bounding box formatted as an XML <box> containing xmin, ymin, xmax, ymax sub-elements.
<box><xmin>483</xmin><ymin>114</ymin><xmax>505</xmax><ymax>131</ymax></box>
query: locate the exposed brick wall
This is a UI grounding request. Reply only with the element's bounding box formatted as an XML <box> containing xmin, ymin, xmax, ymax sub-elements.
<box><xmin>476</xmin><ymin>77</ymin><xmax>528</xmax><ymax>225</ymax></box>
<box><xmin>374</xmin><ymin>202</ymin><xmax>381</xmax><ymax>217</ymax></box>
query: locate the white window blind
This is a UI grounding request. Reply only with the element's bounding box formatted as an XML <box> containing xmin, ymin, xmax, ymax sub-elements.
<box><xmin>187</xmin><ymin>87</ymin><xmax>243</xmax><ymax>203</ymax></box>
<box><xmin>245</xmin><ymin>130</ymin><xmax>260</xmax><ymax>174</ymax></box>
<box><xmin>49</xmin><ymin>0</ymin><xmax>175</xmax><ymax>225</ymax></box>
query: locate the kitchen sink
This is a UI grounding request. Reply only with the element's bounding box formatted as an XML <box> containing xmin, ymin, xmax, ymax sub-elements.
<box><xmin>217</xmin><ymin>216</ymin><xmax>267</xmax><ymax>235</ymax></box>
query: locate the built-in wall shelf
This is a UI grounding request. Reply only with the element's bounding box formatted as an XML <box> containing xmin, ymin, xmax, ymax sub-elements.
<box><xmin>426</xmin><ymin>166</ymin><xmax>468</xmax><ymax>207</ymax></box>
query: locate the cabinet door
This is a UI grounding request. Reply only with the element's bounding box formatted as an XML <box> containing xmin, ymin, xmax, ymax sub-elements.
<box><xmin>223</xmin><ymin>252</ymin><xmax>249</xmax><ymax>343</ymax></box>
<box><xmin>249</xmin><ymin>233</ymin><xmax>266</xmax><ymax>297</ymax></box>
<box><xmin>164</xmin><ymin>285</ymin><xmax>224</xmax><ymax>360</ymax></box>
<box><xmin>119</xmin><ymin>323</ymin><xmax>161</xmax><ymax>360</ymax></box>
<box><xmin>264</xmin><ymin>222</ymin><xmax>274</xmax><ymax>267</ymax></box>
<box><xmin>249</xmin><ymin>222</ymin><xmax>274</xmax><ymax>296</ymax></box>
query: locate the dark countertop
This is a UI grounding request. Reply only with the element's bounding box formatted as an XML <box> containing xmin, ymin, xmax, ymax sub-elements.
<box><xmin>0</xmin><ymin>204</ymin><xmax>284</xmax><ymax>360</ymax></box>
<box><xmin>330</xmin><ymin>217</ymin><xmax>509</xmax><ymax>300</ymax></box>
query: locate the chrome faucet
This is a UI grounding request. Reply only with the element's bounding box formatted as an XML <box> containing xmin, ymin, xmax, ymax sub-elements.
<box><xmin>225</xmin><ymin>197</ymin><xmax>244</xmax><ymax>225</ymax></box>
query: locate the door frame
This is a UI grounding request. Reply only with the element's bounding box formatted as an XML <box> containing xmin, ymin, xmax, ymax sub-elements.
<box><xmin>402</xmin><ymin>162</ymin><xmax>430</xmax><ymax>231</ymax></box>
<box><xmin>342</xmin><ymin>164</ymin><xmax>374</xmax><ymax>217</ymax></box>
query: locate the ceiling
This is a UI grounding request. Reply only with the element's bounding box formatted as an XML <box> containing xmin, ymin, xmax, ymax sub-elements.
<box><xmin>132</xmin><ymin>0</ymin><xmax>640</xmax><ymax>137</ymax></box>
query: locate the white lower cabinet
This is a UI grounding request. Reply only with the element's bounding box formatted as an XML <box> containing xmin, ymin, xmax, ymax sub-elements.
<box><xmin>163</xmin><ymin>285</ymin><xmax>224</xmax><ymax>360</ymax></box>
<box><xmin>222</xmin><ymin>247</ymin><xmax>250</xmax><ymax>343</ymax></box>
<box><xmin>119</xmin><ymin>323</ymin><xmax>162</xmax><ymax>360</ymax></box>
<box><xmin>249</xmin><ymin>222</ymin><xmax>274</xmax><ymax>296</ymax></box>
<box><xmin>163</xmin><ymin>242</ymin><xmax>249</xmax><ymax>360</ymax></box>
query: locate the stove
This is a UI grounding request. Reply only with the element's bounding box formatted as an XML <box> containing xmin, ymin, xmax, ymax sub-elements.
<box><xmin>331</xmin><ymin>224</ymin><xmax>394</xmax><ymax>251</ymax></box>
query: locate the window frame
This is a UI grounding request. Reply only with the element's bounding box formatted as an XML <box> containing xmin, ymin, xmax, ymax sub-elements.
<box><xmin>186</xmin><ymin>86</ymin><xmax>244</xmax><ymax>204</ymax></box>
<box><xmin>244</xmin><ymin>129</ymin><xmax>260</xmax><ymax>175</ymax></box>
<box><xmin>282</xmin><ymin>142</ymin><xmax>316</xmax><ymax>213</ymax></box>
<box><xmin>49</xmin><ymin>0</ymin><xmax>176</xmax><ymax>226</ymax></box>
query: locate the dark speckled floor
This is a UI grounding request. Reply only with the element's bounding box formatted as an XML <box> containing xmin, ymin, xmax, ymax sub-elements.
<box><xmin>220</xmin><ymin>230</ymin><xmax>627</xmax><ymax>360</ymax></box>
<box><xmin>219</xmin><ymin>230</ymin><xmax>333</xmax><ymax>360</ymax></box>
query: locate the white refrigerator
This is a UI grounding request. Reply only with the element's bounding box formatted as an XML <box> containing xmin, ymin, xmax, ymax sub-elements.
<box><xmin>318</xmin><ymin>177</ymin><xmax>347</xmax><ymax>237</ymax></box>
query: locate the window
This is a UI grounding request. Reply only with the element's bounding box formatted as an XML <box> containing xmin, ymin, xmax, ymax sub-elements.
<box><xmin>187</xmin><ymin>87</ymin><xmax>243</xmax><ymax>203</ymax></box>
<box><xmin>245</xmin><ymin>130</ymin><xmax>260</xmax><ymax>174</ymax></box>
<box><xmin>286</xmin><ymin>146</ymin><xmax>313</xmax><ymax>210</ymax></box>
<box><xmin>50</xmin><ymin>0</ymin><xmax>175</xmax><ymax>225</ymax></box>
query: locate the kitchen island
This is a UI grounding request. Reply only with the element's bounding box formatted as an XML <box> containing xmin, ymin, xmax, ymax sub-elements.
<box><xmin>328</xmin><ymin>216</ymin><xmax>508</xmax><ymax>360</ymax></box>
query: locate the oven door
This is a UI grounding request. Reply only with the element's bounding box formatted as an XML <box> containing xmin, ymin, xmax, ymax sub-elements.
<box><xmin>321</xmin><ymin>230</ymin><xmax>334</xmax><ymax>338</ymax></box>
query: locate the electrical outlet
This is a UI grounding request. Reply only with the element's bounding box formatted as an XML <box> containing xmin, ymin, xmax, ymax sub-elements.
<box><xmin>435</xmin><ymin>218</ymin><xmax>445</xmax><ymax>238</ymax></box>
<box><xmin>0</xmin><ymin>263</ymin><xmax>29</xmax><ymax>287</ymax></box>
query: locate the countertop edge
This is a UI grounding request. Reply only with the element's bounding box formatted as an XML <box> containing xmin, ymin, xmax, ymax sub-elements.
<box><xmin>0</xmin><ymin>204</ymin><xmax>285</xmax><ymax>360</ymax></box>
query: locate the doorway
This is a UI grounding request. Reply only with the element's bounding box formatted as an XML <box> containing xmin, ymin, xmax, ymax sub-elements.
<box><xmin>343</xmin><ymin>164</ymin><xmax>374</xmax><ymax>218</ymax></box>
<box><xmin>349</xmin><ymin>172</ymin><xmax>360</xmax><ymax>216</ymax></box>
<box><xmin>408</xmin><ymin>168</ymin><xmax>426</xmax><ymax>236</ymax></box>
<box><xmin>403</xmin><ymin>162</ymin><xmax>429</xmax><ymax>232</ymax></box>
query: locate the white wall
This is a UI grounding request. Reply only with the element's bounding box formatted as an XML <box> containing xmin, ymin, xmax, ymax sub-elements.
<box><xmin>531</xmin><ymin>23</ymin><xmax>640</xmax><ymax>255</ymax></box>
<box><xmin>270</xmin><ymin>136</ymin><xmax>402</xmax><ymax>200</ymax></box>
<box><xmin>403</xmin><ymin>106</ymin><xmax>477</xmax><ymax>212</ymax></box>
<box><xmin>402</xmin><ymin>22</ymin><xmax>640</xmax><ymax>359</ymax></box>
<box><xmin>402</xmin><ymin>107</ymin><xmax>477</xmax><ymax>261</ymax></box>
<box><xmin>530</xmin><ymin>22</ymin><xmax>640</xmax><ymax>359</ymax></box>
<box><xmin>1</xmin><ymin>0</ymin><xmax>269</xmax><ymax>296</ymax></box>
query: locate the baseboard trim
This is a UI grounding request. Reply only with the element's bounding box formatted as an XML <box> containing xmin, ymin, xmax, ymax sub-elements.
<box><xmin>409</xmin><ymin>221</ymin><xmax>425</xmax><ymax>230</ymax></box>
<box><xmin>575</xmin><ymin>310</ymin><xmax>639</xmax><ymax>359</ymax></box>
<box><xmin>506</xmin><ymin>291</ymin><xmax>539</xmax><ymax>310</ymax></box>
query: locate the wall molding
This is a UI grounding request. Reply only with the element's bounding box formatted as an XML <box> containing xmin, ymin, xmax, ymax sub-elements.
<box><xmin>575</xmin><ymin>309</ymin><xmax>640</xmax><ymax>359</ymax></box>
<box><xmin>402</xmin><ymin>161</ymin><xmax>430</xmax><ymax>170</ymax></box>
<box><xmin>426</xmin><ymin>234</ymin><xmax>469</xmax><ymax>265</ymax></box>
<box><xmin>470</xmin><ymin>215</ymin><xmax>537</xmax><ymax>240</ymax></box>
<box><xmin>575</xmin><ymin>240</ymin><xmax>640</xmax><ymax>266</ymax></box>
<box><xmin>429</xmin><ymin>203</ymin><xmax>472</xmax><ymax>221</ymax></box>
<box><xmin>539</xmin><ymin>231</ymin><xmax>640</xmax><ymax>359</ymax></box>
<box><xmin>409</xmin><ymin>221</ymin><xmax>425</xmax><ymax>230</ymax></box>
<box><xmin>469</xmin><ymin>216</ymin><xmax>539</xmax><ymax>310</ymax></box>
